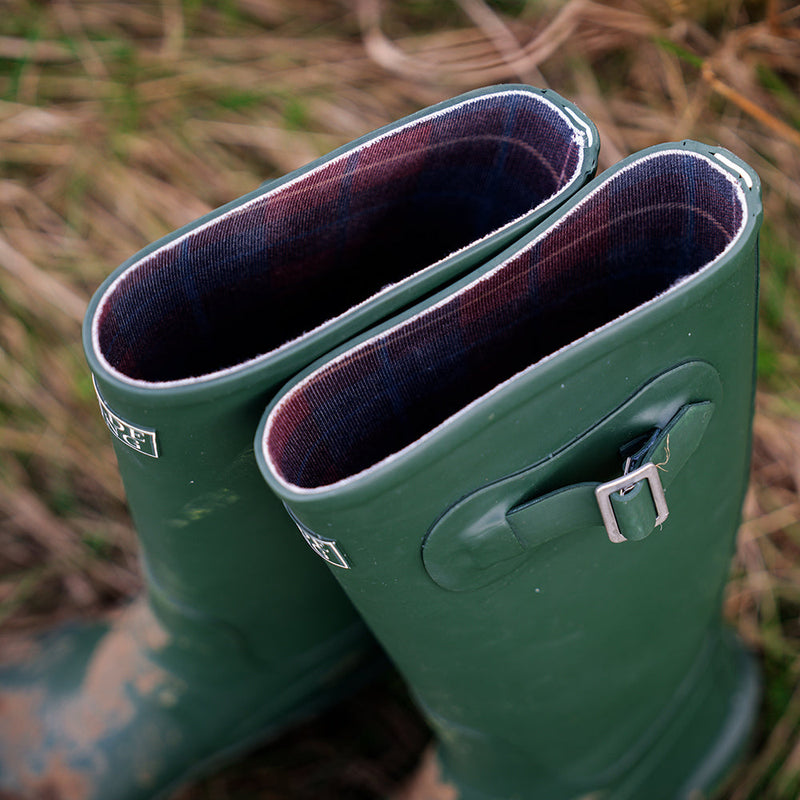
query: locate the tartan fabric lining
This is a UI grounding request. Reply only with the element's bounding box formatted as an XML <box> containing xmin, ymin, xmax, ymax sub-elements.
<box><xmin>267</xmin><ymin>151</ymin><xmax>747</xmax><ymax>489</ymax></box>
<box><xmin>96</xmin><ymin>91</ymin><xmax>583</xmax><ymax>382</ymax></box>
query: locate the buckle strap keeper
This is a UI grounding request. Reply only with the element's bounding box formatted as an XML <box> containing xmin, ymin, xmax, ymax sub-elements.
<box><xmin>595</xmin><ymin>462</ymin><xmax>669</xmax><ymax>543</ymax></box>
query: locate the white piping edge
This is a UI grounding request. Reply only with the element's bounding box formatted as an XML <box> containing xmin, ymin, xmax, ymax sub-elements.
<box><xmin>713</xmin><ymin>152</ymin><xmax>753</xmax><ymax>189</ymax></box>
<box><xmin>263</xmin><ymin>148</ymin><xmax>749</xmax><ymax>495</ymax></box>
<box><xmin>91</xmin><ymin>90</ymin><xmax>589</xmax><ymax>389</ymax></box>
<box><xmin>564</xmin><ymin>106</ymin><xmax>593</xmax><ymax>147</ymax></box>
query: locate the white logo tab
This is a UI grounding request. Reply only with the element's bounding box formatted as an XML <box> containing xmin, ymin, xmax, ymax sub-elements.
<box><xmin>298</xmin><ymin>527</ymin><xmax>351</xmax><ymax>569</ymax></box>
<box><xmin>94</xmin><ymin>379</ymin><xmax>159</xmax><ymax>458</ymax></box>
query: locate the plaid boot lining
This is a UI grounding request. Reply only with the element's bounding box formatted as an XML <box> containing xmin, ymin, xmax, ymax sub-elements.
<box><xmin>266</xmin><ymin>150</ymin><xmax>747</xmax><ymax>490</ymax></box>
<box><xmin>95</xmin><ymin>90</ymin><xmax>585</xmax><ymax>383</ymax></box>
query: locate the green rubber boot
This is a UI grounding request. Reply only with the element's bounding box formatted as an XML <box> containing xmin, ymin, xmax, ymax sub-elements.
<box><xmin>0</xmin><ymin>86</ymin><xmax>597</xmax><ymax>800</ymax></box>
<box><xmin>259</xmin><ymin>142</ymin><xmax>762</xmax><ymax>800</ymax></box>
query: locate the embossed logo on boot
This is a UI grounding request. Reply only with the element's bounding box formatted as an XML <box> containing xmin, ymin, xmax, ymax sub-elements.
<box><xmin>298</xmin><ymin>527</ymin><xmax>351</xmax><ymax>569</ymax></box>
<box><xmin>94</xmin><ymin>379</ymin><xmax>159</xmax><ymax>458</ymax></box>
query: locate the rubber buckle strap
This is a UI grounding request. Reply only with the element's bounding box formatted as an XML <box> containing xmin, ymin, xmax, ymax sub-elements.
<box><xmin>422</xmin><ymin>362</ymin><xmax>722</xmax><ymax>592</ymax></box>
<box><xmin>505</xmin><ymin>402</ymin><xmax>712</xmax><ymax>547</ymax></box>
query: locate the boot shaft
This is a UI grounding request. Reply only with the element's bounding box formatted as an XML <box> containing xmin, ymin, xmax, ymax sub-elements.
<box><xmin>259</xmin><ymin>142</ymin><xmax>761</xmax><ymax>797</ymax></box>
<box><xmin>83</xmin><ymin>86</ymin><xmax>598</xmax><ymax>661</ymax></box>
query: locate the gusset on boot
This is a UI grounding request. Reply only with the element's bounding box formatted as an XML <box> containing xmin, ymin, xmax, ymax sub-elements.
<box><xmin>0</xmin><ymin>86</ymin><xmax>598</xmax><ymax>800</ymax></box>
<box><xmin>259</xmin><ymin>142</ymin><xmax>762</xmax><ymax>800</ymax></box>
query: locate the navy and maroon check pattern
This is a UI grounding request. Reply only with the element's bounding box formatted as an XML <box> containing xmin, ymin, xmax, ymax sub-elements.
<box><xmin>98</xmin><ymin>91</ymin><xmax>583</xmax><ymax>382</ymax></box>
<box><xmin>268</xmin><ymin>151</ymin><xmax>746</xmax><ymax>489</ymax></box>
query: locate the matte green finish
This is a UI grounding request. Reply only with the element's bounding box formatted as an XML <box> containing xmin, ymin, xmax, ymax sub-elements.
<box><xmin>259</xmin><ymin>142</ymin><xmax>762</xmax><ymax>799</ymax></box>
<box><xmin>0</xmin><ymin>86</ymin><xmax>598</xmax><ymax>800</ymax></box>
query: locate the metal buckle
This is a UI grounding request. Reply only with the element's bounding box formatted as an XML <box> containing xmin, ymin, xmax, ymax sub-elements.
<box><xmin>595</xmin><ymin>462</ymin><xmax>669</xmax><ymax>543</ymax></box>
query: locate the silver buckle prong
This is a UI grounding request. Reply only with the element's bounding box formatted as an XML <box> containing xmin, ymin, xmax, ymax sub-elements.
<box><xmin>595</xmin><ymin>462</ymin><xmax>669</xmax><ymax>543</ymax></box>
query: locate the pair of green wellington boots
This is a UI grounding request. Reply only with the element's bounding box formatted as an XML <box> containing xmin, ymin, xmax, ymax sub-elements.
<box><xmin>0</xmin><ymin>84</ymin><xmax>761</xmax><ymax>800</ymax></box>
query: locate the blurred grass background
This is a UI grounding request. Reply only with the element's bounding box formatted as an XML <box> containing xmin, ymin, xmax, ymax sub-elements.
<box><xmin>0</xmin><ymin>0</ymin><xmax>799</xmax><ymax>798</ymax></box>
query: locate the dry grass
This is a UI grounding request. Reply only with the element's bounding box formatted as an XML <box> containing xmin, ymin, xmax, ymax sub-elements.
<box><xmin>0</xmin><ymin>0</ymin><xmax>799</xmax><ymax>797</ymax></box>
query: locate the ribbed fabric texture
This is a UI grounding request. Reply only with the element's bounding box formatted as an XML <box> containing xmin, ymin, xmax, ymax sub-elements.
<box><xmin>97</xmin><ymin>91</ymin><xmax>582</xmax><ymax>382</ymax></box>
<box><xmin>268</xmin><ymin>151</ymin><xmax>745</xmax><ymax>489</ymax></box>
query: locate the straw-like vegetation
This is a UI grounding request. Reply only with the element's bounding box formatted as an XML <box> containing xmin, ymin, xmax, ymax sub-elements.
<box><xmin>0</xmin><ymin>1</ymin><xmax>798</xmax><ymax>797</ymax></box>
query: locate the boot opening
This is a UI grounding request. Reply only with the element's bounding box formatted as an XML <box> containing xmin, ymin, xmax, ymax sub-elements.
<box><xmin>94</xmin><ymin>90</ymin><xmax>586</xmax><ymax>383</ymax></box>
<box><xmin>266</xmin><ymin>149</ymin><xmax>748</xmax><ymax>490</ymax></box>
